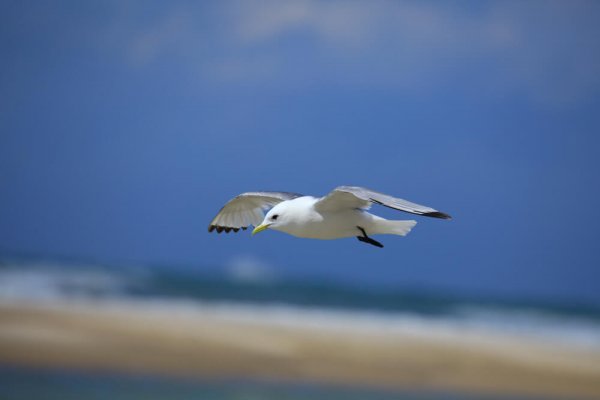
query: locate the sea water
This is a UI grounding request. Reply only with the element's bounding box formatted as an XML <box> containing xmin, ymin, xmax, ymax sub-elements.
<box><xmin>0</xmin><ymin>258</ymin><xmax>598</xmax><ymax>400</ymax></box>
<box><xmin>0</xmin><ymin>366</ymin><xmax>550</xmax><ymax>400</ymax></box>
<box><xmin>0</xmin><ymin>258</ymin><xmax>599</xmax><ymax>350</ymax></box>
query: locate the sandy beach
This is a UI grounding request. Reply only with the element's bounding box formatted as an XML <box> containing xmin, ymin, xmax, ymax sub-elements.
<box><xmin>1</xmin><ymin>300</ymin><xmax>599</xmax><ymax>399</ymax></box>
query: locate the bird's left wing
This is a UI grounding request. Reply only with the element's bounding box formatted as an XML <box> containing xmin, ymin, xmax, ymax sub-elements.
<box><xmin>208</xmin><ymin>191</ymin><xmax>303</xmax><ymax>233</ymax></box>
<box><xmin>314</xmin><ymin>186</ymin><xmax>451</xmax><ymax>219</ymax></box>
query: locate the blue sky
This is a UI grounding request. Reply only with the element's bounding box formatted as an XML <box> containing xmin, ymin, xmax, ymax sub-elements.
<box><xmin>1</xmin><ymin>1</ymin><xmax>600</xmax><ymax>304</ymax></box>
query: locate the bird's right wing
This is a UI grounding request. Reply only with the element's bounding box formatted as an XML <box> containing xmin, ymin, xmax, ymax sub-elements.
<box><xmin>314</xmin><ymin>186</ymin><xmax>451</xmax><ymax>219</ymax></box>
<box><xmin>208</xmin><ymin>191</ymin><xmax>303</xmax><ymax>233</ymax></box>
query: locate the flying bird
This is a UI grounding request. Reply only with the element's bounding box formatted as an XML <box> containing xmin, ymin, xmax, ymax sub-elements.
<box><xmin>208</xmin><ymin>186</ymin><xmax>450</xmax><ymax>248</ymax></box>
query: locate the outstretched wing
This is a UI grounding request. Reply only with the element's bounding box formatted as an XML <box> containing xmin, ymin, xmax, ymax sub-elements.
<box><xmin>314</xmin><ymin>186</ymin><xmax>451</xmax><ymax>219</ymax></box>
<box><xmin>208</xmin><ymin>191</ymin><xmax>303</xmax><ymax>233</ymax></box>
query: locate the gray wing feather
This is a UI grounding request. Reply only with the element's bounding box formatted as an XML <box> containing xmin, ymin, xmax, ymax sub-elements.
<box><xmin>208</xmin><ymin>191</ymin><xmax>303</xmax><ymax>234</ymax></box>
<box><xmin>315</xmin><ymin>186</ymin><xmax>451</xmax><ymax>219</ymax></box>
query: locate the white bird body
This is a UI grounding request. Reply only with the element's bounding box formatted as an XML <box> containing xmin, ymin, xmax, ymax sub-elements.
<box><xmin>267</xmin><ymin>196</ymin><xmax>415</xmax><ymax>240</ymax></box>
<box><xmin>208</xmin><ymin>186</ymin><xmax>450</xmax><ymax>248</ymax></box>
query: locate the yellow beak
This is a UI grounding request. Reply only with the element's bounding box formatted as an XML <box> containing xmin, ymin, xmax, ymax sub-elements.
<box><xmin>252</xmin><ymin>223</ymin><xmax>270</xmax><ymax>235</ymax></box>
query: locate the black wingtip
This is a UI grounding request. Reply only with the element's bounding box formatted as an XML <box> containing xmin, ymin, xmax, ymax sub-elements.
<box><xmin>424</xmin><ymin>211</ymin><xmax>452</xmax><ymax>219</ymax></box>
<box><xmin>208</xmin><ymin>224</ymin><xmax>247</xmax><ymax>234</ymax></box>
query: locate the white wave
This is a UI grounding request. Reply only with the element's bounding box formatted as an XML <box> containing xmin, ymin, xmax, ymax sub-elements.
<box><xmin>0</xmin><ymin>261</ymin><xmax>133</xmax><ymax>303</ymax></box>
<box><xmin>226</xmin><ymin>254</ymin><xmax>277</xmax><ymax>284</ymax></box>
<box><xmin>64</xmin><ymin>297</ymin><xmax>600</xmax><ymax>352</ymax></box>
<box><xmin>204</xmin><ymin>301</ymin><xmax>600</xmax><ymax>350</ymax></box>
<box><xmin>1</xmin><ymin>261</ymin><xmax>599</xmax><ymax>351</ymax></box>
<box><xmin>449</xmin><ymin>305</ymin><xmax>600</xmax><ymax>350</ymax></box>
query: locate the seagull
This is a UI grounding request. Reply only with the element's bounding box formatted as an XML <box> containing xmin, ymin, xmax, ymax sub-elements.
<box><xmin>208</xmin><ymin>186</ymin><xmax>450</xmax><ymax>248</ymax></box>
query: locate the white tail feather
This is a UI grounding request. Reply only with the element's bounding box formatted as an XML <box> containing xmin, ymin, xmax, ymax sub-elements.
<box><xmin>375</xmin><ymin>220</ymin><xmax>417</xmax><ymax>236</ymax></box>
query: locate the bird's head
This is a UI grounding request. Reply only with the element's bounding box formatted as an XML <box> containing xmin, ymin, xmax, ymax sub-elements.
<box><xmin>252</xmin><ymin>202</ymin><xmax>290</xmax><ymax>235</ymax></box>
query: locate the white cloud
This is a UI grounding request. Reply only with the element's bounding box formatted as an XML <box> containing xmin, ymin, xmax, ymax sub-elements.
<box><xmin>231</xmin><ymin>0</ymin><xmax>380</xmax><ymax>48</ymax></box>
<box><xmin>101</xmin><ymin>1</ymin><xmax>600</xmax><ymax>106</ymax></box>
<box><xmin>128</xmin><ymin>9</ymin><xmax>195</xmax><ymax>65</ymax></box>
<box><xmin>223</xmin><ymin>1</ymin><xmax>600</xmax><ymax>104</ymax></box>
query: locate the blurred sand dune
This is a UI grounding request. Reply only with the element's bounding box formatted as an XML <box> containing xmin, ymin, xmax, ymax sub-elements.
<box><xmin>1</xmin><ymin>301</ymin><xmax>600</xmax><ymax>399</ymax></box>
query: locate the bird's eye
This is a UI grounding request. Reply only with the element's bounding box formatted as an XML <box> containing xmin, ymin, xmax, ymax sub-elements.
<box><xmin>272</xmin><ymin>214</ymin><xmax>279</xmax><ymax>220</ymax></box>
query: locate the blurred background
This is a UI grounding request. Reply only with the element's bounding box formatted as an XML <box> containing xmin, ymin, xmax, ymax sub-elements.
<box><xmin>1</xmin><ymin>1</ymin><xmax>600</xmax><ymax>399</ymax></box>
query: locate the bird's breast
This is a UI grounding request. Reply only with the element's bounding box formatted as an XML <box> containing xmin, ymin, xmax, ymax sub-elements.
<box><xmin>280</xmin><ymin>209</ymin><xmax>368</xmax><ymax>239</ymax></box>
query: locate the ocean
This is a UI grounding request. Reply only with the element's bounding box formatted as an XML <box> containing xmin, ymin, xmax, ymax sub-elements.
<box><xmin>1</xmin><ymin>258</ymin><xmax>599</xmax><ymax>349</ymax></box>
<box><xmin>0</xmin><ymin>257</ymin><xmax>599</xmax><ymax>399</ymax></box>
<box><xmin>0</xmin><ymin>366</ymin><xmax>538</xmax><ymax>400</ymax></box>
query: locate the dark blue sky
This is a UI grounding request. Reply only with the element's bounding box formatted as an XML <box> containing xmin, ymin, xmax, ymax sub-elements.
<box><xmin>1</xmin><ymin>1</ymin><xmax>600</xmax><ymax>304</ymax></box>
